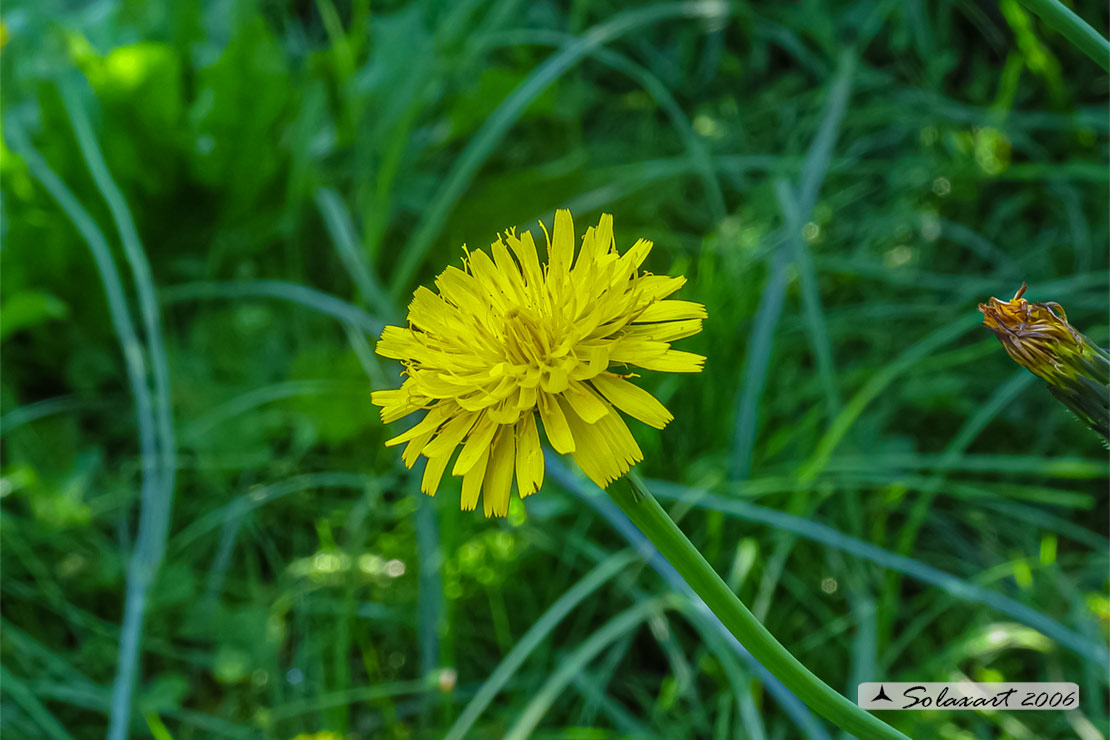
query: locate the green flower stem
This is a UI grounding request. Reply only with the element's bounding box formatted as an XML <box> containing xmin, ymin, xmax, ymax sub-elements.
<box><xmin>609</xmin><ymin>473</ymin><xmax>908</xmax><ymax>740</ymax></box>
<box><xmin>1016</xmin><ymin>0</ymin><xmax>1110</xmax><ymax>72</ymax></box>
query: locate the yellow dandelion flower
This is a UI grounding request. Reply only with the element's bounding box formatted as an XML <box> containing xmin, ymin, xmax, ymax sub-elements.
<box><xmin>372</xmin><ymin>210</ymin><xmax>705</xmax><ymax>516</ymax></box>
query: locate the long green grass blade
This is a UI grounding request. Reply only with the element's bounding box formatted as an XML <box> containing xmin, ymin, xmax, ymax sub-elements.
<box><xmin>504</xmin><ymin>596</ymin><xmax>679</xmax><ymax>740</ymax></box>
<box><xmin>775</xmin><ymin>178</ymin><xmax>839</xmax><ymax>415</ymax></box>
<box><xmin>315</xmin><ymin>187</ymin><xmax>395</xmax><ymax>320</ymax></box>
<box><xmin>62</xmin><ymin>77</ymin><xmax>180</xmax><ymax>732</ymax></box>
<box><xmin>551</xmin><ymin>456</ymin><xmax>835</xmax><ymax>740</ymax></box>
<box><xmin>730</xmin><ymin>244</ymin><xmax>789</xmax><ymax>480</ymax></box>
<box><xmin>494</xmin><ymin>29</ymin><xmax>727</xmax><ymax>223</ymax></box>
<box><xmin>5</xmin><ymin>115</ymin><xmax>163</xmax><ymax>740</ymax></box>
<box><xmin>798</xmin><ymin>314</ymin><xmax>982</xmax><ymax>483</ymax></box>
<box><xmin>445</xmin><ymin>550</ymin><xmax>638</xmax><ymax>740</ymax></box>
<box><xmin>392</xmin><ymin>0</ymin><xmax>729</xmax><ymax>296</ymax></box>
<box><xmin>1016</xmin><ymin>0</ymin><xmax>1110</xmax><ymax>71</ymax></box>
<box><xmin>610</xmin><ymin>474</ymin><xmax>908</xmax><ymax>739</ymax></box>
<box><xmin>0</xmin><ymin>667</ymin><xmax>77</xmax><ymax>740</ymax></box>
<box><xmin>162</xmin><ymin>280</ymin><xmax>384</xmax><ymax>334</ymax></box>
<box><xmin>732</xmin><ymin>49</ymin><xmax>855</xmax><ymax>479</ymax></box>
<box><xmin>647</xmin><ymin>481</ymin><xmax>1109</xmax><ymax>669</ymax></box>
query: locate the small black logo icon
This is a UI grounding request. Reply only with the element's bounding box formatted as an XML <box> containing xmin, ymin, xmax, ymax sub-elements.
<box><xmin>872</xmin><ymin>685</ymin><xmax>892</xmax><ymax>702</ymax></box>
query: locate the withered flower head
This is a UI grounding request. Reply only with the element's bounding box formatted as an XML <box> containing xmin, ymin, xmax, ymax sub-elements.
<box><xmin>979</xmin><ymin>283</ymin><xmax>1109</xmax><ymax>440</ymax></box>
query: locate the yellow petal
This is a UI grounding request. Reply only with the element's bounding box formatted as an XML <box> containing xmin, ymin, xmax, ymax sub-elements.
<box><xmin>370</xmin><ymin>388</ymin><xmax>404</xmax><ymax>407</ymax></box>
<box><xmin>609</xmin><ymin>338</ymin><xmax>669</xmax><ymax>366</ymax></box>
<box><xmin>538</xmin><ymin>391</ymin><xmax>575</xmax><ymax>453</ymax></box>
<box><xmin>456</xmin><ymin>375</ymin><xmax>516</xmax><ymax>411</ymax></box>
<box><xmin>435</xmin><ymin>266</ymin><xmax>485</xmax><ymax>315</ymax></box>
<box><xmin>574</xmin><ymin>213</ymin><xmax>613</xmax><ymax>272</ymax></box>
<box><xmin>460</xmin><ymin>445</ymin><xmax>490</xmax><ymax>511</ymax></box>
<box><xmin>487</xmin><ymin>403</ymin><xmax>521</xmax><ymax>425</ymax></box>
<box><xmin>421</xmin><ymin>454</ymin><xmax>451</xmax><ymax>496</ymax></box>
<box><xmin>638</xmin><ymin>274</ymin><xmax>686</xmax><ymax>301</ymax></box>
<box><xmin>483</xmin><ymin>428</ymin><xmax>515</xmax><ymax>517</ymax></box>
<box><xmin>592</xmin><ymin>213</ymin><xmax>614</xmax><ymax>259</ymax></box>
<box><xmin>422</xmin><ymin>411</ymin><xmax>478</xmax><ymax>458</ymax></box>
<box><xmin>379</xmin><ymin>401</ymin><xmax>421</xmax><ymax>424</ymax></box>
<box><xmin>385</xmin><ymin>407</ymin><xmax>445</xmax><ymax>447</ymax></box>
<box><xmin>563</xmin><ymin>379</ymin><xmax>610</xmax><ymax>424</ymax></box>
<box><xmin>635</xmin><ymin>349</ymin><xmax>706</xmax><ymax>373</ymax></box>
<box><xmin>453</xmin><ymin>414</ymin><xmax>497</xmax><ymax>475</ymax></box>
<box><xmin>594</xmin><ymin>408</ymin><xmax>643</xmax><ymax>470</ymax></box>
<box><xmin>372</xmin><ymin>388</ymin><xmax>424</xmax><ymax>424</ymax></box>
<box><xmin>515</xmin><ymin>384</ymin><xmax>538</xmax><ymax>411</ymax></box>
<box><xmin>507</xmin><ymin>229</ymin><xmax>543</xmax><ymax>289</ymax></box>
<box><xmin>624</xmin><ymin>318</ymin><xmax>703</xmax><ymax>343</ymax></box>
<box><xmin>540</xmin><ymin>364</ymin><xmax>569</xmax><ymax>394</ymax></box>
<box><xmin>467</xmin><ymin>249</ymin><xmax>511</xmax><ymax>311</ymax></box>
<box><xmin>376</xmin><ymin>325</ymin><xmax>420</xmax><ymax>359</ymax></box>
<box><xmin>515</xmin><ymin>413</ymin><xmax>544</xmax><ymax>497</ymax></box>
<box><xmin>612</xmin><ymin>238</ymin><xmax>652</xmax><ymax>284</ymax></box>
<box><xmin>402</xmin><ymin>428</ymin><xmax>435</xmax><ymax>468</ymax></box>
<box><xmin>570</xmin><ymin>344</ymin><xmax>610</xmax><ymax>380</ymax></box>
<box><xmin>560</xmin><ymin>398</ymin><xmax>623</xmax><ymax>488</ymax></box>
<box><xmin>408</xmin><ymin>286</ymin><xmax>454</xmax><ymax>333</ymax></box>
<box><xmin>590</xmin><ymin>373</ymin><xmax>673</xmax><ymax>429</ymax></box>
<box><xmin>491</xmin><ymin>236</ymin><xmax>526</xmax><ymax>302</ymax></box>
<box><xmin>548</xmin><ymin>209</ymin><xmax>575</xmax><ymax>281</ymax></box>
<box><xmin>634</xmin><ymin>300</ymin><xmax>707</xmax><ymax>322</ymax></box>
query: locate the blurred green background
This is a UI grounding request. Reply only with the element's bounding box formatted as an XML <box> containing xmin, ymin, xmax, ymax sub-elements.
<box><xmin>2</xmin><ymin>0</ymin><xmax>1108</xmax><ymax>738</ymax></box>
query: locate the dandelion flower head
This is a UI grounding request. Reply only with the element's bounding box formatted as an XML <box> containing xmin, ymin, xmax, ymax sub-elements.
<box><xmin>979</xmin><ymin>282</ymin><xmax>1109</xmax><ymax>437</ymax></box>
<box><xmin>371</xmin><ymin>210</ymin><xmax>705</xmax><ymax>516</ymax></box>
<box><xmin>978</xmin><ymin>283</ymin><xmax>1101</xmax><ymax>387</ymax></box>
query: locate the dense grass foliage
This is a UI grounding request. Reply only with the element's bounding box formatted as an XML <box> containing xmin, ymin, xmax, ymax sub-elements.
<box><xmin>2</xmin><ymin>1</ymin><xmax>1108</xmax><ymax>738</ymax></box>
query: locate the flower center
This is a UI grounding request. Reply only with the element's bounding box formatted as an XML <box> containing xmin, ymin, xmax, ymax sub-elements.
<box><xmin>502</xmin><ymin>306</ymin><xmax>551</xmax><ymax>365</ymax></box>
<box><xmin>495</xmin><ymin>306</ymin><xmax>577</xmax><ymax>393</ymax></box>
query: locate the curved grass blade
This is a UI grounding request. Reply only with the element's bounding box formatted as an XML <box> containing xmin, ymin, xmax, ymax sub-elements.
<box><xmin>550</xmin><ymin>455</ymin><xmax>833</xmax><ymax>740</ymax></box>
<box><xmin>732</xmin><ymin>49</ymin><xmax>855</xmax><ymax>480</ymax></box>
<box><xmin>62</xmin><ymin>78</ymin><xmax>182</xmax><ymax>739</ymax></box>
<box><xmin>172</xmin><ymin>472</ymin><xmax>374</xmax><ymax>553</ymax></box>
<box><xmin>267</xmin><ymin>680</ymin><xmax>431</xmax><ymax>722</ymax></box>
<box><xmin>892</xmin><ymin>370</ymin><xmax>1037</xmax><ymax>568</ymax></box>
<box><xmin>315</xmin><ymin>187</ymin><xmax>395</xmax><ymax>320</ymax></box>
<box><xmin>1016</xmin><ymin>0</ymin><xmax>1110</xmax><ymax>71</ymax></box>
<box><xmin>776</xmin><ymin>177</ymin><xmax>839</xmax><ymax>416</ymax></box>
<box><xmin>730</xmin><ymin>245</ymin><xmax>790</xmax><ymax>481</ymax></box>
<box><xmin>59</xmin><ymin>76</ymin><xmax>177</xmax><ymax>512</ymax></box>
<box><xmin>647</xmin><ymin>481</ymin><xmax>1109</xmax><ymax>669</ymax></box>
<box><xmin>0</xmin><ymin>395</ymin><xmax>114</xmax><ymax>435</ymax></box>
<box><xmin>181</xmin><ymin>379</ymin><xmax>364</xmax><ymax>444</ymax></box>
<box><xmin>444</xmin><ymin>550</ymin><xmax>639</xmax><ymax>740</ymax></box>
<box><xmin>797</xmin><ymin>314</ymin><xmax>982</xmax><ymax>483</ymax></box>
<box><xmin>0</xmin><ymin>667</ymin><xmax>77</xmax><ymax>740</ymax></box>
<box><xmin>162</xmin><ymin>280</ymin><xmax>385</xmax><ymax>334</ymax></box>
<box><xmin>391</xmin><ymin>0</ymin><xmax>730</xmax><ymax>297</ymax></box>
<box><xmin>504</xmin><ymin>596</ymin><xmax>678</xmax><ymax>740</ymax></box>
<box><xmin>5</xmin><ymin>116</ymin><xmax>162</xmax><ymax>740</ymax></box>
<box><xmin>494</xmin><ymin>29</ymin><xmax>727</xmax><ymax>224</ymax></box>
